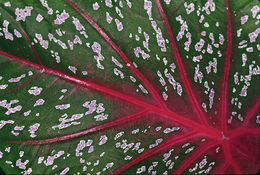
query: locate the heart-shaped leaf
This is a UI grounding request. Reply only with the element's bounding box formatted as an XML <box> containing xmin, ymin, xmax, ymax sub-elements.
<box><xmin>0</xmin><ymin>0</ymin><xmax>259</xmax><ymax>174</ymax></box>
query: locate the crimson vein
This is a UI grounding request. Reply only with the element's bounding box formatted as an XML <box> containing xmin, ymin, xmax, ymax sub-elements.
<box><xmin>0</xmin><ymin>51</ymin><xmax>222</xmax><ymax>140</ymax></box>
<box><xmin>9</xmin><ymin>110</ymin><xmax>149</xmax><ymax>145</ymax></box>
<box><xmin>220</xmin><ymin>0</ymin><xmax>233</xmax><ymax>134</ymax></box>
<box><xmin>155</xmin><ymin>0</ymin><xmax>209</xmax><ymax>127</ymax></box>
<box><xmin>65</xmin><ymin>0</ymin><xmax>168</xmax><ymax>110</ymax></box>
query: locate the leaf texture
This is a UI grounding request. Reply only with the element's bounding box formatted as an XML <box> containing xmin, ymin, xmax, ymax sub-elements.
<box><xmin>0</xmin><ymin>0</ymin><xmax>259</xmax><ymax>174</ymax></box>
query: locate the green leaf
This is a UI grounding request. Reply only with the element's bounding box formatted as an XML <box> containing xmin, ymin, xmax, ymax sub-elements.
<box><xmin>0</xmin><ymin>0</ymin><xmax>259</xmax><ymax>174</ymax></box>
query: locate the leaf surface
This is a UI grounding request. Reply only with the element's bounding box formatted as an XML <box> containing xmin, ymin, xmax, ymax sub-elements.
<box><xmin>0</xmin><ymin>0</ymin><xmax>259</xmax><ymax>174</ymax></box>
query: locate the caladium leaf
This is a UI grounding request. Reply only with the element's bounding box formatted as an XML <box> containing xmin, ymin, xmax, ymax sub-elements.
<box><xmin>0</xmin><ymin>0</ymin><xmax>259</xmax><ymax>174</ymax></box>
